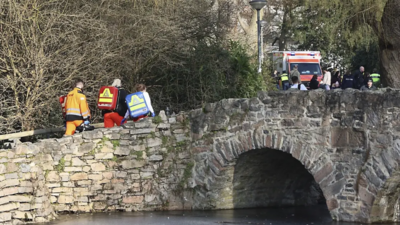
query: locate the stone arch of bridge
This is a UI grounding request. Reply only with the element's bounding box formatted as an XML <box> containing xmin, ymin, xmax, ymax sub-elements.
<box><xmin>231</xmin><ymin>148</ymin><xmax>327</xmax><ymax>209</ymax></box>
<box><xmin>191</xmin><ymin>129</ymin><xmax>345</xmax><ymax>221</ymax></box>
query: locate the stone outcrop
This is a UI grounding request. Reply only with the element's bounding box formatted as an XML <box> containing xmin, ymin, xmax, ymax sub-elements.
<box><xmin>2</xmin><ymin>88</ymin><xmax>400</xmax><ymax>224</ymax></box>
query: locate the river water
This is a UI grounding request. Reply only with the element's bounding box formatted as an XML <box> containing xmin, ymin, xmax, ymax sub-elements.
<box><xmin>44</xmin><ymin>205</ymin><xmax>392</xmax><ymax>225</ymax></box>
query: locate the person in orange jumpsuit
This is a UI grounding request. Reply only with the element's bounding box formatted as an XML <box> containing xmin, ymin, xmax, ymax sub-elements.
<box><xmin>102</xmin><ymin>79</ymin><xmax>129</xmax><ymax>128</ymax></box>
<box><xmin>65</xmin><ymin>79</ymin><xmax>91</xmax><ymax>135</ymax></box>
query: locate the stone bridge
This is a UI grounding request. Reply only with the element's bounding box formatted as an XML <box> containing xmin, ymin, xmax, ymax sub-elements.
<box><xmin>1</xmin><ymin>89</ymin><xmax>400</xmax><ymax>224</ymax></box>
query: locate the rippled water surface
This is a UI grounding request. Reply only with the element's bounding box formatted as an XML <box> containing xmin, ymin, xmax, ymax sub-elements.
<box><xmin>44</xmin><ymin>206</ymin><xmax>393</xmax><ymax>225</ymax></box>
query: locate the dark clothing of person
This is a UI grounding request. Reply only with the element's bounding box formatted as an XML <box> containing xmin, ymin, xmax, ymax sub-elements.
<box><xmin>353</xmin><ymin>71</ymin><xmax>365</xmax><ymax>89</ymax></box>
<box><xmin>309</xmin><ymin>78</ymin><xmax>320</xmax><ymax>90</ymax></box>
<box><xmin>341</xmin><ymin>74</ymin><xmax>355</xmax><ymax>89</ymax></box>
<box><xmin>360</xmin><ymin>85</ymin><xmax>377</xmax><ymax>91</ymax></box>
<box><xmin>272</xmin><ymin>73</ymin><xmax>280</xmax><ymax>89</ymax></box>
<box><xmin>331</xmin><ymin>75</ymin><xmax>341</xmax><ymax>89</ymax></box>
<box><xmin>102</xmin><ymin>88</ymin><xmax>129</xmax><ymax>117</ymax></box>
<box><xmin>282</xmin><ymin>81</ymin><xmax>290</xmax><ymax>90</ymax></box>
<box><xmin>364</xmin><ymin>76</ymin><xmax>373</xmax><ymax>86</ymax></box>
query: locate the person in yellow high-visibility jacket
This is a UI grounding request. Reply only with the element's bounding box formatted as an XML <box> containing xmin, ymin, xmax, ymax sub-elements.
<box><xmin>370</xmin><ymin>68</ymin><xmax>381</xmax><ymax>88</ymax></box>
<box><xmin>65</xmin><ymin>79</ymin><xmax>91</xmax><ymax>135</ymax></box>
<box><xmin>280</xmin><ymin>71</ymin><xmax>290</xmax><ymax>90</ymax></box>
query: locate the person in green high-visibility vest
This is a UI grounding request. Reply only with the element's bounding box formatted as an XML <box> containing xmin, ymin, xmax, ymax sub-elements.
<box><xmin>279</xmin><ymin>71</ymin><xmax>290</xmax><ymax>90</ymax></box>
<box><xmin>370</xmin><ymin>68</ymin><xmax>381</xmax><ymax>88</ymax></box>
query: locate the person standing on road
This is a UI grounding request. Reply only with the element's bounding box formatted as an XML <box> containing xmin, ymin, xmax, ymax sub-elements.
<box><xmin>290</xmin><ymin>76</ymin><xmax>307</xmax><ymax>90</ymax></box>
<box><xmin>370</xmin><ymin>68</ymin><xmax>381</xmax><ymax>88</ymax></box>
<box><xmin>360</xmin><ymin>78</ymin><xmax>377</xmax><ymax>91</ymax></box>
<box><xmin>341</xmin><ymin>71</ymin><xmax>355</xmax><ymax>90</ymax></box>
<box><xmin>272</xmin><ymin>70</ymin><xmax>280</xmax><ymax>90</ymax></box>
<box><xmin>320</xmin><ymin>68</ymin><xmax>331</xmax><ymax>90</ymax></box>
<box><xmin>309</xmin><ymin>75</ymin><xmax>320</xmax><ymax>90</ymax></box>
<box><xmin>290</xmin><ymin>65</ymin><xmax>301</xmax><ymax>83</ymax></box>
<box><xmin>331</xmin><ymin>71</ymin><xmax>341</xmax><ymax>89</ymax></box>
<box><xmin>280</xmin><ymin>71</ymin><xmax>290</xmax><ymax>90</ymax></box>
<box><xmin>353</xmin><ymin>66</ymin><xmax>365</xmax><ymax>89</ymax></box>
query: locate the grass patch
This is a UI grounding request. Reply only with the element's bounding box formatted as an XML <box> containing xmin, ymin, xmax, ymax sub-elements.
<box><xmin>111</xmin><ymin>140</ymin><xmax>120</xmax><ymax>150</ymax></box>
<box><xmin>162</xmin><ymin>136</ymin><xmax>169</xmax><ymax>146</ymax></box>
<box><xmin>152</xmin><ymin>115</ymin><xmax>163</xmax><ymax>124</ymax></box>
<box><xmin>132</xmin><ymin>151</ymin><xmax>144</xmax><ymax>160</ymax></box>
<box><xmin>88</xmin><ymin>149</ymin><xmax>96</xmax><ymax>156</ymax></box>
<box><xmin>181</xmin><ymin>118</ymin><xmax>190</xmax><ymax>128</ymax></box>
<box><xmin>56</xmin><ymin>157</ymin><xmax>65</xmax><ymax>173</ymax></box>
<box><xmin>112</xmin><ymin>156</ymin><xmax>118</xmax><ymax>162</ymax></box>
<box><xmin>101</xmin><ymin>136</ymin><xmax>110</xmax><ymax>144</ymax></box>
<box><xmin>179</xmin><ymin>161</ymin><xmax>195</xmax><ymax>188</ymax></box>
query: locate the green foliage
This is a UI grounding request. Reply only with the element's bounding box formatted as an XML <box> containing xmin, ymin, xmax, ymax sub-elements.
<box><xmin>149</xmin><ymin>132</ymin><xmax>156</xmax><ymax>138</ymax></box>
<box><xmin>88</xmin><ymin>149</ymin><xmax>96</xmax><ymax>156</ymax></box>
<box><xmin>152</xmin><ymin>116</ymin><xmax>163</xmax><ymax>125</ymax></box>
<box><xmin>179</xmin><ymin>161</ymin><xmax>195</xmax><ymax>188</ymax></box>
<box><xmin>132</xmin><ymin>151</ymin><xmax>144</xmax><ymax>160</ymax></box>
<box><xmin>102</xmin><ymin>137</ymin><xmax>110</xmax><ymax>143</ymax></box>
<box><xmin>56</xmin><ymin>157</ymin><xmax>65</xmax><ymax>173</ymax></box>
<box><xmin>181</xmin><ymin>118</ymin><xmax>190</xmax><ymax>128</ymax></box>
<box><xmin>151</xmin><ymin>40</ymin><xmax>269</xmax><ymax>113</ymax></box>
<box><xmin>111</xmin><ymin>140</ymin><xmax>120</xmax><ymax>150</ymax></box>
<box><xmin>162</xmin><ymin>136</ymin><xmax>170</xmax><ymax>146</ymax></box>
<box><xmin>295</xmin><ymin>0</ymin><xmax>387</xmax><ymax>70</ymax></box>
<box><xmin>228</xmin><ymin>41</ymin><xmax>269</xmax><ymax>98</ymax></box>
<box><xmin>112</xmin><ymin>156</ymin><xmax>118</xmax><ymax>162</ymax></box>
<box><xmin>351</xmin><ymin>42</ymin><xmax>380</xmax><ymax>72</ymax></box>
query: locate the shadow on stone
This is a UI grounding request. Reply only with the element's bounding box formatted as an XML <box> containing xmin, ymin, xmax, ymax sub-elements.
<box><xmin>232</xmin><ymin>149</ymin><xmax>326</xmax><ymax>209</ymax></box>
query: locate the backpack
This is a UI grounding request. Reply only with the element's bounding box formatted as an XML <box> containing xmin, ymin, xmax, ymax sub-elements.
<box><xmin>125</xmin><ymin>92</ymin><xmax>151</xmax><ymax>118</ymax></box>
<box><xmin>59</xmin><ymin>95</ymin><xmax>67</xmax><ymax>119</ymax></box>
<box><xmin>97</xmin><ymin>86</ymin><xmax>120</xmax><ymax>110</ymax></box>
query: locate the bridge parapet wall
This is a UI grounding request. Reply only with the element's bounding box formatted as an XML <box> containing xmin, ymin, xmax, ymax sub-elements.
<box><xmin>1</xmin><ymin>89</ymin><xmax>400</xmax><ymax>224</ymax></box>
<box><xmin>188</xmin><ymin>89</ymin><xmax>400</xmax><ymax>223</ymax></box>
<box><xmin>0</xmin><ymin>113</ymin><xmax>194</xmax><ymax>224</ymax></box>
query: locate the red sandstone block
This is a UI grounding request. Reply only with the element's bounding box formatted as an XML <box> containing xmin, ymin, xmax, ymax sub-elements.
<box><xmin>122</xmin><ymin>196</ymin><xmax>144</xmax><ymax>204</ymax></box>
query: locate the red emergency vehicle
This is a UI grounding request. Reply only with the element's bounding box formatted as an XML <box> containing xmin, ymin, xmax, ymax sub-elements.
<box><xmin>272</xmin><ymin>51</ymin><xmax>323</xmax><ymax>87</ymax></box>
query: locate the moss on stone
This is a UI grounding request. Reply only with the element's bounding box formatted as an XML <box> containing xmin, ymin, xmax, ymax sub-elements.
<box><xmin>179</xmin><ymin>161</ymin><xmax>194</xmax><ymax>188</ymax></box>
<box><xmin>132</xmin><ymin>151</ymin><xmax>144</xmax><ymax>160</ymax></box>
<box><xmin>101</xmin><ymin>136</ymin><xmax>110</xmax><ymax>144</ymax></box>
<box><xmin>149</xmin><ymin>131</ymin><xmax>156</xmax><ymax>138</ymax></box>
<box><xmin>152</xmin><ymin>115</ymin><xmax>163</xmax><ymax>124</ymax></box>
<box><xmin>88</xmin><ymin>149</ymin><xmax>96</xmax><ymax>156</ymax></box>
<box><xmin>111</xmin><ymin>156</ymin><xmax>118</xmax><ymax>162</ymax></box>
<box><xmin>111</xmin><ymin>140</ymin><xmax>120</xmax><ymax>150</ymax></box>
<box><xmin>162</xmin><ymin>136</ymin><xmax>169</xmax><ymax>146</ymax></box>
<box><xmin>181</xmin><ymin>118</ymin><xmax>190</xmax><ymax>128</ymax></box>
<box><xmin>56</xmin><ymin>157</ymin><xmax>65</xmax><ymax>173</ymax></box>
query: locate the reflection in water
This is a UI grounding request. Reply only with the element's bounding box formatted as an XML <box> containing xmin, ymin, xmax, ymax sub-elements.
<box><xmin>43</xmin><ymin>205</ymin><xmax>388</xmax><ymax>225</ymax></box>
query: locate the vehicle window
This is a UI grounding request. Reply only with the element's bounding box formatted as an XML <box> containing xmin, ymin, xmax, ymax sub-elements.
<box><xmin>290</xmin><ymin>63</ymin><xmax>322</xmax><ymax>75</ymax></box>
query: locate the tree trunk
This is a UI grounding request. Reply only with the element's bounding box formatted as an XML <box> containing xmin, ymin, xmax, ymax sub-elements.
<box><xmin>278</xmin><ymin>8</ymin><xmax>289</xmax><ymax>51</ymax></box>
<box><xmin>378</xmin><ymin>0</ymin><xmax>400</xmax><ymax>87</ymax></box>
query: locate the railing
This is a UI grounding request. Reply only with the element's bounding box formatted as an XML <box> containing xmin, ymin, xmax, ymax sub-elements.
<box><xmin>0</xmin><ymin>123</ymin><xmax>105</xmax><ymax>141</ymax></box>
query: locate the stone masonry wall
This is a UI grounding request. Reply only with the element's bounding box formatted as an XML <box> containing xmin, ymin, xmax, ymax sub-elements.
<box><xmin>2</xmin><ymin>89</ymin><xmax>400</xmax><ymax>224</ymax></box>
<box><xmin>188</xmin><ymin>88</ymin><xmax>400</xmax><ymax>223</ymax></box>
<box><xmin>0</xmin><ymin>112</ymin><xmax>194</xmax><ymax>224</ymax></box>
